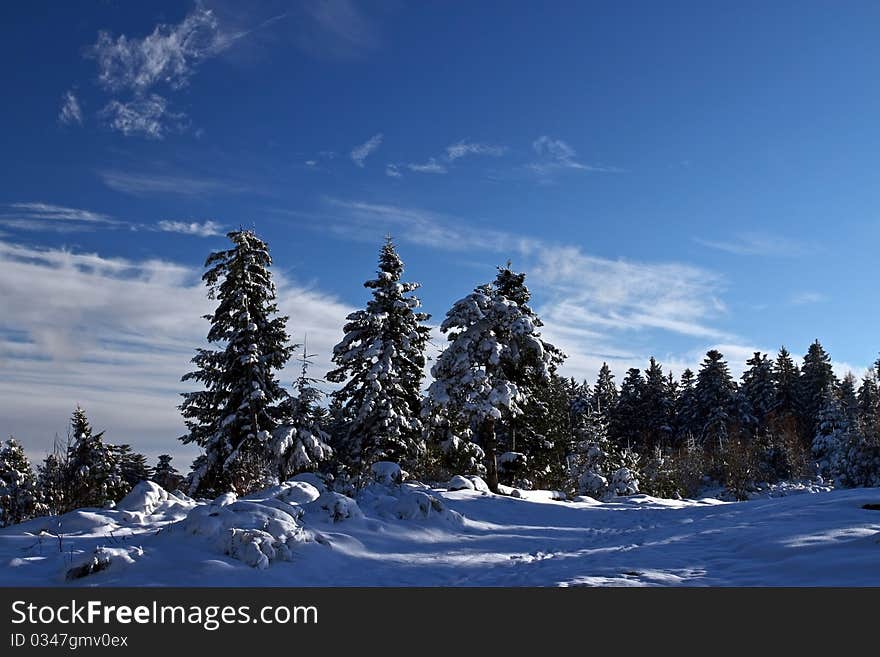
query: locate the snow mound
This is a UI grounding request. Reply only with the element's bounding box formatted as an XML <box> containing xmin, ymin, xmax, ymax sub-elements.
<box><xmin>371</xmin><ymin>461</ymin><xmax>403</xmax><ymax>486</ymax></box>
<box><xmin>289</xmin><ymin>472</ymin><xmax>329</xmax><ymax>492</ymax></box>
<box><xmin>360</xmin><ymin>483</ymin><xmax>464</xmax><ymax>524</ymax></box>
<box><xmin>275</xmin><ymin>481</ymin><xmax>321</xmax><ymax>506</ymax></box>
<box><xmin>305</xmin><ymin>491</ymin><xmax>363</xmax><ymax>522</ymax></box>
<box><xmin>116</xmin><ymin>481</ymin><xmax>168</xmax><ymax>514</ymax></box>
<box><xmin>177</xmin><ymin>499</ymin><xmax>310</xmax><ymax>569</ymax></box>
<box><xmin>468</xmin><ymin>476</ymin><xmax>491</xmax><ymax>493</ymax></box>
<box><xmin>447</xmin><ymin>475</ymin><xmax>475</xmax><ymax>491</ymax></box>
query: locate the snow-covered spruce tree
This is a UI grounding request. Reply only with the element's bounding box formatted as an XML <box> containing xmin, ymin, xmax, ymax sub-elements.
<box><xmin>180</xmin><ymin>230</ymin><xmax>293</xmax><ymax>497</ymax></box>
<box><xmin>642</xmin><ymin>357</ymin><xmax>675</xmax><ymax>451</ymax></box>
<box><xmin>675</xmin><ymin>368</ymin><xmax>700</xmax><ymax>444</ymax></box>
<box><xmin>739</xmin><ymin>352</ymin><xmax>777</xmax><ymax>434</ymax></box>
<box><xmin>798</xmin><ymin>340</ymin><xmax>837</xmax><ymax>443</ymax></box>
<box><xmin>811</xmin><ymin>386</ymin><xmax>851</xmax><ymax>482</ymax></box>
<box><xmin>773</xmin><ymin>347</ymin><xmax>801</xmax><ymax>421</ymax></box>
<box><xmin>153</xmin><ymin>454</ymin><xmax>184</xmax><ymax>491</ymax></box>
<box><xmin>566</xmin><ymin>406</ymin><xmax>640</xmax><ymax>499</ymax></box>
<box><xmin>270</xmin><ymin>344</ymin><xmax>333</xmax><ymax>481</ymax></box>
<box><xmin>428</xmin><ymin>265</ymin><xmax>563</xmax><ymax>493</ymax></box>
<box><xmin>611</xmin><ymin>367</ymin><xmax>645</xmax><ymax>449</ymax></box>
<box><xmin>37</xmin><ymin>433</ymin><xmax>70</xmax><ymax>516</ymax></box>
<box><xmin>67</xmin><ymin>406</ymin><xmax>128</xmax><ymax>509</ymax></box>
<box><xmin>693</xmin><ymin>350</ymin><xmax>737</xmax><ymax>450</ymax></box>
<box><xmin>591</xmin><ymin>362</ymin><xmax>618</xmax><ymax>420</ymax></box>
<box><xmin>838</xmin><ymin>372</ymin><xmax>860</xmax><ymax>428</ymax></box>
<box><xmin>857</xmin><ymin>372</ymin><xmax>879</xmax><ymax>437</ymax></box>
<box><xmin>0</xmin><ymin>438</ymin><xmax>39</xmax><ymax>527</ymax></box>
<box><xmin>327</xmin><ymin>238</ymin><xmax>431</xmax><ymax>482</ymax></box>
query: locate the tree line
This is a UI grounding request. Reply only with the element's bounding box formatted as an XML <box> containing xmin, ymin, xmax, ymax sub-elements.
<box><xmin>3</xmin><ymin>229</ymin><xmax>879</xmax><ymax>526</ymax></box>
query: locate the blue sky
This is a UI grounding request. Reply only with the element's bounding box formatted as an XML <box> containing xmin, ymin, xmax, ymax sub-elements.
<box><xmin>2</xmin><ymin>1</ymin><xmax>880</xmax><ymax>465</ymax></box>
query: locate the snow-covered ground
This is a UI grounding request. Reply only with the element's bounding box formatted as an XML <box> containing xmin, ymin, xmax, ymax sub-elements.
<box><xmin>2</xmin><ymin>477</ymin><xmax>879</xmax><ymax>587</ymax></box>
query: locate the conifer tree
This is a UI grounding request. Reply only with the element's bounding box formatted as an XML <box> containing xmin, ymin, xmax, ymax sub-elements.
<box><xmin>591</xmin><ymin>362</ymin><xmax>618</xmax><ymax>418</ymax></box>
<box><xmin>180</xmin><ymin>229</ymin><xmax>293</xmax><ymax>497</ymax></box>
<box><xmin>694</xmin><ymin>350</ymin><xmax>736</xmax><ymax>449</ymax></box>
<box><xmin>327</xmin><ymin>238</ymin><xmax>431</xmax><ymax>479</ymax></box>
<box><xmin>642</xmin><ymin>357</ymin><xmax>674</xmax><ymax>450</ymax></box>
<box><xmin>739</xmin><ymin>352</ymin><xmax>777</xmax><ymax>433</ymax></box>
<box><xmin>428</xmin><ymin>264</ymin><xmax>562</xmax><ymax>492</ymax></box>
<box><xmin>67</xmin><ymin>406</ymin><xmax>127</xmax><ymax>508</ymax></box>
<box><xmin>799</xmin><ymin>340</ymin><xmax>837</xmax><ymax>441</ymax></box>
<box><xmin>675</xmin><ymin>368</ymin><xmax>700</xmax><ymax>444</ymax></box>
<box><xmin>773</xmin><ymin>347</ymin><xmax>801</xmax><ymax>419</ymax></box>
<box><xmin>857</xmin><ymin>373</ymin><xmax>879</xmax><ymax>438</ymax></box>
<box><xmin>270</xmin><ymin>344</ymin><xmax>333</xmax><ymax>481</ymax></box>
<box><xmin>153</xmin><ymin>454</ymin><xmax>184</xmax><ymax>491</ymax></box>
<box><xmin>0</xmin><ymin>438</ymin><xmax>39</xmax><ymax>527</ymax></box>
<box><xmin>611</xmin><ymin>368</ymin><xmax>645</xmax><ymax>448</ymax></box>
<box><xmin>37</xmin><ymin>433</ymin><xmax>69</xmax><ymax>516</ymax></box>
<box><xmin>838</xmin><ymin>372</ymin><xmax>859</xmax><ymax>428</ymax></box>
<box><xmin>113</xmin><ymin>444</ymin><xmax>153</xmax><ymax>489</ymax></box>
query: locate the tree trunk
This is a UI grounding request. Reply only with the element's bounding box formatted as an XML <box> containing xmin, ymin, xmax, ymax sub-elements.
<box><xmin>482</xmin><ymin>417</ymin><xmax>500</xmax><ymax>493</ymax></box>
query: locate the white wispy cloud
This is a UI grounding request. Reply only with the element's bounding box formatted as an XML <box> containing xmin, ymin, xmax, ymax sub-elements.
<box><xmin>58</xmin><ymin>90</ymin><xmax>83</xmax><ymax>125</ymax></box>
<box><xmin>157</xmin><ymin>220</ymin><xmax>224</xmax><ymax>237</ymax></box>
<box><xmin>385</xmin><ymin>164</ymin><xmax>402</xmax><ymax>178</ymax></box>
<box><xmin>695</xmin><ymin>232</ymin><xmax>815</xmax><ymax>257</ymax></box>
<box><xmin>295</xmin><ymin>0</ymin><xmax>380</xmax><ymax>59</ymax></box>
<box><xmin>407</xmin><ymin>158</ymin><xmax>448</xmax><ymax>174</ymax></box>
<box><xmin>85</xmin><ymin>5</ymin><xmax>284</xmax><ymax>139</ymax></box>
<box><xmin>528</xmin><ymin>135</ymin><xmax>622</xmax><ymax>177</ymax></box>
<box><xmin>445</xmin><ymin>140</ymin><xmax>506</xmax><ymax>161</ymax></box>
<box><xmin>350</xmin><ymin>133</ymin><xmax>383</xmax><ymax>167</ymax></box>
<box><xmin>100</xmin><ymin>94</ymin><xmax>185</xmax><ymax>139</ymax></box>
<box><xmin>790</xmin><ymin>291</ymin><xmax>827</xmax><ymax>305</ymax></box>
<box><xmin>0</xmin><ymin>239</ymin><xmax>352</xmax><ymax>465</ymax></box>
<box><xmin>91</xmin><ymin>6</ymin><xmax>224</xmax><ymax>93</ymax></box>
<box><xmin>99</xmin><ymin>170</ymin><xmax>250</xmax><ymax>196</ymax></box>
<box><xmin>0</xmin><ymin>202</ymin><xmax>120</xmax><ymax>233</ymax></box>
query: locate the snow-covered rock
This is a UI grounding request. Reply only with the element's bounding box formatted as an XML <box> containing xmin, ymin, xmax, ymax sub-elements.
<box><xmin>468</xmin><ymin>476</ymin><xmax>491</xmax><ymax>493</ymax></box>
<box><xmin>371</xmin><ymin>461</ymin><xmax>403</xmax><ymax>486</ymax></box>
<box><xmin>275</xmin><ymin>481</ymin><xmax>321</xmax><ymax>506</ymax></box>
<box><xmin>305</xmin><ymin>491</ymin><xmax>363</xmax><ymax>522</ymax></box>
<box><xmin>447</xmin><ymin>475</ymin><xmax>475</xmax><ymax>491</ymax></box>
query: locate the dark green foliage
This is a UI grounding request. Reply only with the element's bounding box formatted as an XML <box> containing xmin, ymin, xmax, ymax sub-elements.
<box><xmin>180</xmin><ymin>229</ymin><xmax>293</xmax><ymax>497</ymax></box>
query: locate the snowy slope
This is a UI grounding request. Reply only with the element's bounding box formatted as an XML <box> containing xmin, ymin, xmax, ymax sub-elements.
<box><xmin>1</xmin><ymin>479</ymin><xmax>879</xmax><ymax>587</ymax></box>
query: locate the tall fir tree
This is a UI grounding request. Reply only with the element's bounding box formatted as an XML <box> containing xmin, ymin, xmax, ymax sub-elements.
<box><xmin>327</xmin><ymin>238</ymin><xmax>431</xmax><ymax>479</ymax></box>
<box><xmin>180</xmin><ymin>230</ymin><xmax>293</xmax><ymax>497</ymax></box>
<box><xmin>591</xmin><ymin>362</ymin><xmax>618</xmax><ymax>418</ymax></box>
<box><xmin>0</xmin><ymin>438</ymin><xmax>39</xmax><ymax>527</ymax></box>
<box><xmin>739</xmin><ymin>352</ymin><xmax>777</xmax><ymax>434</ymax></box>
<box><xmin>611</xmin><ymin>368</ymin><xmax>645</xmax><ymax>449</ymax></box>
<box><xmin>837</xmin><ymin>372</ymin><xmax>860</xmax><ymax>428</ymax></box>
<box><xmin>857</xmin><ymin>372</ymin><xmax>879</xmax><ymax>439</ymax></box>
<box><xmin>675</xmin><ymin>368</ymin><xmax>700</xmax><ymax>444</ymax></box>
<box><xmin>642</xmin><ymin>357</ymin><xmax>674</xmax><ymax>450</ymax></box>
<box><xmin>428</xmin><ymin>264</ymin><xmax>562</xmax><ymax>492</ymax></box>
<box><xmin>693</xmin><ymin>350</ymin><xmax>736</xmax><ymax>449</ymax></box>
<box><xmin>798</xmin><ymin>340</ymin><xmax>837</xmax><ymax>442</ymax></box>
